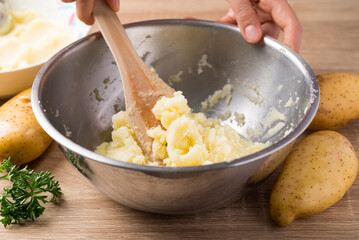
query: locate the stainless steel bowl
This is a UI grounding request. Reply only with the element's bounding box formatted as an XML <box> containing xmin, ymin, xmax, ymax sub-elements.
<box><xmin>32</xmin><ymin>20</ymin><xmax>319</xmax><ymax>214</ymax></box>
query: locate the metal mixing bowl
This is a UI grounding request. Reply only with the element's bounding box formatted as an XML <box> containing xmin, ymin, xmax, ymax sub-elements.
<box><xmin>32</xmin><ymin>20</ymin><xmax>319</xmax><ymax>214</ymax></box>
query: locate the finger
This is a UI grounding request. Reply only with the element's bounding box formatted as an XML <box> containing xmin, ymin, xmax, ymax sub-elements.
<box><xmin>228</xmin><ymin>0</ymin><xmax>263</xmax><ymax>43</ymax></box>
<box><xmin>269</xmin><ymin>0</ymin><xmax>302</xmax><ymax>52</ymax></box>
<box><xmin>218</xmin><ymin>8</ymin><xmax>237</xmax><ymax>25</ymax></box>
<box><xmin>106</xmin><ymin>0</ymin><xmax>120</xmax><ymax>12</ymax></box>
<box><xmin>61</xmin><ymin>0</ymin><xmax>75</xmax><ymax>2</ymax></box>
<box><xmin>262</xmin><ymin>22</ymin><xmax>280</xmax><ymax>39</ymax></box>
<box><xmin>183</xmin><ymin>17</ymin><xmax>198</xmax><ymax>20</ymax></box>
<box><xmin>76</xmin><ymin>0</ymin><xmax>95</xmax><ymax>25</ymax></box>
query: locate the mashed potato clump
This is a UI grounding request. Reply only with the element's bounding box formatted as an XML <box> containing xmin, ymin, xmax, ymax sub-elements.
<box><xmin>0</xmin><ymin>10</ymin><xmax>74</xmax><ymax>71</ymax></box>
<box><xmin>95</xmin><ymin>112</ymin><xmax>148</xmax><ymax>165</ymax></box>
<box><xmin>95</xmin><ymin>92</ymin><xmax>268</xmax><ymax>167</ymax></box>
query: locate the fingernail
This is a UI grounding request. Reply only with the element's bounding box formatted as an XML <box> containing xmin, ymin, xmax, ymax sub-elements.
<box><xmin>245</xmin><ymin>25</ymin><xmax>260</xmax><ymax>42</ymax></box>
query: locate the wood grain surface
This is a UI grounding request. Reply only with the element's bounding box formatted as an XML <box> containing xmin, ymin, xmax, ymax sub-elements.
<box><xmin>1</xmin><ymin>0</ymin><xmax>359</xmax><ymax>239</ymax></box>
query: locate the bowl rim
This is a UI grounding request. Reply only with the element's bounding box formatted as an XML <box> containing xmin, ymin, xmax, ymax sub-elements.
<box><xmin>0</xmin><ymin>60</ymin><xmax>47</xmax><ymax>74</ymax></box>
<box><xmin>32</xmin><ymin>19</ymin><xmax>319</xmax><ymax>173</ymax></box>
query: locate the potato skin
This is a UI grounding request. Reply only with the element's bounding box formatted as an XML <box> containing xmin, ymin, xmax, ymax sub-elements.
<box><xmin>270</xmin><ymin>131</ymin><xmax>358</xmax><ymax>226</ymax></box>
<box><xmin>0</xmin><ymin>88</ymin><xmax>52</xmax><ymax>165</ymax></box>
<box><xmin>308</xmin><ymin>72</ymin><xmax>359</xmax><ymax>130</ymax></box>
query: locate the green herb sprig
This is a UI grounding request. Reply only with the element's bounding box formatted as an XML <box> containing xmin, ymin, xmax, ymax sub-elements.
<box><xmin>0</xmin><ymin>157</ymin><xmax>62</xmax><ymax>227</ymax></box>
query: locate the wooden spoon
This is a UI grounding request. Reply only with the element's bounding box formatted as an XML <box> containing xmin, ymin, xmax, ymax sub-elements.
<box><xmin>93</xmin><ymin>0</ymin><xmax>174</xmax><ymax>162</ymax></box>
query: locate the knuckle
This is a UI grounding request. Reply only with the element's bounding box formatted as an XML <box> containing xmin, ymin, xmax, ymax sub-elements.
<box><xmin>234</xmin><ymin>6</ymin><xmax>256</xmax><ymax>22</ymax></box>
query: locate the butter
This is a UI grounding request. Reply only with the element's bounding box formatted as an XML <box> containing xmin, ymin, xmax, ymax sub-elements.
<box><xmin>0</xmin><ymin>10</ymin><xmax>74</xmax><ymax>71</ymax></box>
<box><xmin>96</xmin><ymin>92</ymin><xmax>268</xmax><ymax>167</ymax></box>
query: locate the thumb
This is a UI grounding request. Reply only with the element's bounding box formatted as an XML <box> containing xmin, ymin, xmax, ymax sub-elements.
<box><xmin>227</xmin><ymin>0</ymin><xmax>262</xmax><ymax>43</ymax></box>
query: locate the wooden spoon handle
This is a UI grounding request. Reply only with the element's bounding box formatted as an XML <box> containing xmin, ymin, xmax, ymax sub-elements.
<box><xmin>93</xmin><ymin>0</ymin><xmax>174</xmax><ymax>98</ymax></box>
<box><xmin>93</xmin><ymin>0</ymin><xmax>139</xmax><ymax>81</ymax></box>
<box><xmin>93</xmin><ymin>0</ymin><xmax>142</xmax><ymax>81</ymax></box>
<box><xmin>93</xmin><ymin>0</ymin><xmax>174</xmax><ymax>161</ymax></box>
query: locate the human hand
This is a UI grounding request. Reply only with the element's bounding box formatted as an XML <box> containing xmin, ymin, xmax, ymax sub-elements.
<box><xmin>219</xmin><ymin>0</ymin><xmax>302</xmax><ymax>53</ymax></box>
<box><xmin>62</xmin><ymin>0</ymin><xmax>119</xmax><ymax>25</ymax></box>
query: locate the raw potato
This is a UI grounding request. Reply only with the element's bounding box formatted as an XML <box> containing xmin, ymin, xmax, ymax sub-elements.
<box><xmin>248</xmin><ymin>141</ymin><xmax>295</xmax><ymax>184</ymax></box>
<box><xmin>0</xmin><ymin>88</ymin><xmax>52</xmax><ymax>165</ymax></box>
<box><xmin>309</xmin><ymin>72</ymin><xmax>359</xmax><ymax>130</ymax></box>
<box><xmin>270</xmin><ymin>131</ymin><xmax>358</xmax><ymax>226</ymax></box>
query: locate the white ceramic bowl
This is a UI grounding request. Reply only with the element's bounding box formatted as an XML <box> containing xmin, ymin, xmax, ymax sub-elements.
<box><xmin>0</xmin><ymin>0</ymin><xmax>90</xmax><ymax>99</ymax></box>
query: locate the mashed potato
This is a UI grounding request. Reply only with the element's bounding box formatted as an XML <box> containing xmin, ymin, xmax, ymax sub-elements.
<box><xmin>0</xmin><ymin>10</ymin><xmax>74</xmax><ymax>71</ymax></box>
<box><xmin>95</xmin><ymin>92</ymin><xmax>268</xmax><ymax>167</ymax></box>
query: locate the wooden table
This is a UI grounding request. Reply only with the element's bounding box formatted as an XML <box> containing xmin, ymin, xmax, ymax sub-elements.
<box><xmin>1</xmin><ymin>0</ymin><xmax>359</xmax><ymax>239</ymax></box>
